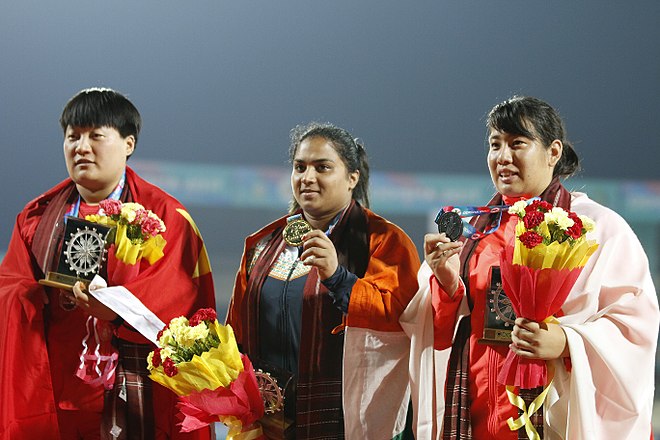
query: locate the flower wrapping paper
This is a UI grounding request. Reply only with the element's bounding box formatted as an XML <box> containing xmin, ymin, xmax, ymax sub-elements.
<box><xmin>497</xmin><ymin>243</ymin><xmax>583</xmax><ymax>388</ymax></box>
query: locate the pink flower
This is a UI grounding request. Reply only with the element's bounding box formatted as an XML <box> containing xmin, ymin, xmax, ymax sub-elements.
<box><xmin>163</xmin><ymin>357</ymin><xmax>178</xmax><ymax>377</ymax></box>
<box><xmin>140</xmin><ymin>215</ymin><xmax>165</xmax><ymax>238</ymax></box>
<box><xmin>100</xmin><ymin>199</ymin><xmax>122</xmax><ymax>216</ymax></box>
<box><xmin>519</xmin><ymin>231</ymin><xmax>544</xmax><ymax>249</ymax></box>
<box><xmin>189</xmin><ymin>308</ymin><xmax>218</xmax><ymax>327</ymax></box>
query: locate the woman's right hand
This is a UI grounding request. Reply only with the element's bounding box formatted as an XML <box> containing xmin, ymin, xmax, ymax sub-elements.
<box><xmin>424</xmin><ymin>233</ymin><xmax>463</xmax><ymax>297</ymax></box>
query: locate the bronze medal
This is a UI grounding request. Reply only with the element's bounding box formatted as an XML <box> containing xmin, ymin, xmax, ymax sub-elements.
<box><xmin>282</xmin><ymin>218</ymin><xmax>312</xmax><ymax>246</ymax></box>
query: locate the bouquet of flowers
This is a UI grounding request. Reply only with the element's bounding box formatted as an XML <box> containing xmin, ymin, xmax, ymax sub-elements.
<box><xmin>497</xmin><ymin>200</ymin><xmax>598</xmax><ymax>437</ymax></box>
<box><xmin>85</xmin><ymin>199</ymin><xmax>167</xmax><ymax>284</ymax></box>
<box><xmin>147</xmin><ymin>308</ymin><xmax>265</xmax><ymax>439</ymax></box>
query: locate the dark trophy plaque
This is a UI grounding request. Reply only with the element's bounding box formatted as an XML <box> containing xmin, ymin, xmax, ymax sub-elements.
<box><xmin>479</xmin><ymin>267</ymin><xmax>517</xmax><ymax>344</ymax></box>
<box><xmin>39</xmin><ymin>217</ymin><xmax>114</xmax><ymax>291</ymax></box>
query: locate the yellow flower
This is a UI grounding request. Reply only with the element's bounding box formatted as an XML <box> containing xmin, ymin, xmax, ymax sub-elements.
<box><xmin>169</xmin><ymin>316</ymin><xmax>190</xmax><ymax>339</ymax></box>
<box><xmin>160</xmin><ymin>346</ymin><xmax>175</xmax><ymax>361</ymax></box>
<box><xmin>158</xmin><ymin>328</ymin><xmax>174</xmax><ymax>347</ymax></box>
<box><xmin>177</xmin><ymin>323</ymin><xmax>210</xmax><ymax>348</ymax></box>
<box><xmin>580</xmin><ymin>215</ymin><xmax>595</xmax><ymax>233</ymax></box>
<box><xmin>149</xmin><ymin>323</ymin><xmax>244</xmax><ymax>396</ymax></box>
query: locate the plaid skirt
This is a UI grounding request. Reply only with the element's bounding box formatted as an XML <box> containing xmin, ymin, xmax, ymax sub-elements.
<box><xmin>101</xmin><ymin>342</ymin><xmax>155</xmax><ymax>440</ymax></box>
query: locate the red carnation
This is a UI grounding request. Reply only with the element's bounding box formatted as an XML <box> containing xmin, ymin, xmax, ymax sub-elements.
<box><xmin>163</xmin><ymin>357</ymin><xmax>178</xmax><ymax>377</ymax></box>
<box><xmin>157</xmin><ymin>324</ymin><xmax>169</xmax><ymax>341</ymax></box>
<box><xmin>189</xmin><ymin>308</ymin><xmax>218</xmax><ymax>327</ymax></box>
<box><xmin>519</xmin><ymin>231</ymin><xmax>544</xmax><ymax>249</ymax></box>
<box><xmin>523</xmin><ymin>210</ymin><xmax>545</xmax><ymax>229</ymax></box>
<box><xmin>566</xmin><ymin>212</ymin><xmax>583</xmax><ymax>239</ymax></box>
<box><xmin>152</xmin><ymin>348</ymin><xmax>162</xmax><ymax>367</ymax></box>
<box><xmin>526</xmin><ymin>200</ymin><xmax>552</xmax><ymax>213</ymax></box>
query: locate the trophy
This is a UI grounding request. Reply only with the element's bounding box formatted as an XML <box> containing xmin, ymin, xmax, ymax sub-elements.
<box><xmin>39</xmin><ymin>217</ymin><xmax>114</xmax><ymax>292</ymax></box>
<box><xmin>253</xmin><ymin>360</ymin><xmax>295</xmax><ymax>440</ymax></box>
<box><xmin>479</xmin><ymin>267</ymin><xmax>517</xmax><ymax>344</ymax></box>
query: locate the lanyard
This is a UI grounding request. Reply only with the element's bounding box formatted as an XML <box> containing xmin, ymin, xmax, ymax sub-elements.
<box><xmin>436</xmin><ymin>198</ymin><xmax>538</xmax><ymax>240</ymax></box>
<box><xmin>65</xmin><ymin>170</ymin><xmax>126</xmax><ymax>220</ymax></box>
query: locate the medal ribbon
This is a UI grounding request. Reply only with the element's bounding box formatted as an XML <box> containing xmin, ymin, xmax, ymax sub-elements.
<box><xmin>437</xmin><ymin>198</ymin><xmax>539</xmax><ymax>240</ymax></box>
<box><xmin>64</xmin><ymin>169</ymin><xmax>126</xmax><ymax>220</ymax></box>
<box><xmin>504</xmin><ymin>316</ymin><xmax>559</xmax><ymax>439</ymax></box>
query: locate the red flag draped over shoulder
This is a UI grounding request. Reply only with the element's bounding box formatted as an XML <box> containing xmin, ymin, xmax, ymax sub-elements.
<box><xmin>0</xmin><ymin>167</ymin><xmax>215</xmax><ymax>439</ymax></box>
<box><xmin>0</xmin><ymin>179</ymin><xmax>69</xmax><ymax>438</ymax></box>
<box><xmin>114</xmin><ymin>168</ymin><xmax>215</xmax><ymax>344</ymax></box>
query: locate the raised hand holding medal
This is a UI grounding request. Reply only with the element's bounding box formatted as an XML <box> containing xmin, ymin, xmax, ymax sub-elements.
<box><xmin>283</xmin><ymin>214</ymin><xmax>340</xmax><ymax>280</ymax></box>
<box><xmin>282</xmin><ymin>216</ymin><xmax>313</xmax><ymax>247</ymax></box>
<box><xmin>435</xmin><ymin>211</ymin><xmax>463</xmax><ymax>242</ymax></box>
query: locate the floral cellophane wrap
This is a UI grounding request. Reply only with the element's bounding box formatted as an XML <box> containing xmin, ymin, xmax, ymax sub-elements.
<box><xmin>76</xmin><ymin>200</ymin><xmax>167</xmax><ymax>391</ymax></box>
<box><xmin>148</xmin><ymin>309</ymin><xmax>265</xmax><ymax>439</ymax></box>
<box><xmin>86</xmin><ymin>200</ymin><xmax>167</xmax><ymax>284</ymax></box>
<box><xmin>497</xmin><ymin>200</ymin><xmax>598</xmax><ymax>439</ymax></box>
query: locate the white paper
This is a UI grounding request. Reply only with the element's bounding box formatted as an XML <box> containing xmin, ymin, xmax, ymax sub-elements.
<box><xmin>88</xmin><ymin>275</ymin><xmax>165</xmax><ymax>344</ymax></box>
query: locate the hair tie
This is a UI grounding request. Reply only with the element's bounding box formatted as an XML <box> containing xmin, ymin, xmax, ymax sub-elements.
<box><xmin>353</xmin><ymin>137</ymin><xmax>364</xmax><ymax>152</ymax></box>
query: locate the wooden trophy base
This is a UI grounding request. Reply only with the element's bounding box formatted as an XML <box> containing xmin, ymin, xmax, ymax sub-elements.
<box><xmin>478</xmin><ymin>327</ymin><xmax>512</xmax><ymax>345</ymax></box>
<box><xmin>259</xmin><ymin>414</ymin><xmax>295</xmax><ymax>440</ymax></box>
<box><xmin>38</xmin><ymin>272</ymin><xmax>81</xmax><ymax>291</ymax></box>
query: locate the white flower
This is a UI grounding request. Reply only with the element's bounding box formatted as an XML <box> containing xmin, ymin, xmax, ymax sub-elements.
<box><xmin>545</xmin><ymin>207</ymin><xmax>574</xmax><ymax>230</ymax></box>
<box><xmin>579</xmin><ymin>215</ymin><xmax>595</xmax><ymax>233</ymax></box>
<box><xmin>508</xmin><ymin>200</ymin><xmax>528</xmax><ymax>217</ymax></box>
<box><xmin>120</xmin><ymin>202</ymin><xmax>145</xmax><ymax>223</ymax></box>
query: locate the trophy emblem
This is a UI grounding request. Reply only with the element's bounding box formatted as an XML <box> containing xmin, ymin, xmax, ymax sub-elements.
<box><xmin>39</xmin><ymin>217</ymin><xmax>114</xmax><ymax>291</ymax></box>
<box><xmin>479</xmin><ymin>267</ymin><xmax>516</xmax><ymax>344</ymax></box>
<box><xmin>253</xmin><ymin>360</ymin><xmax>295</xmax><ymax>439</ymax></box>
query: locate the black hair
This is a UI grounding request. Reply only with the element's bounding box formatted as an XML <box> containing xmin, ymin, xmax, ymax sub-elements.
<box><xmin>288</xmin><ymin>122</ymin><xmax>370</xmax><ymax>212</ymax></box>
<box><xmin>59</xmin><ymin>88</ymin><xmax>142</xmax><ymax>151</ymax></box>
<box><xmin>486</xmin><ymin>96</ymin><xmax>580</xmax><ymax>178</ymax></box>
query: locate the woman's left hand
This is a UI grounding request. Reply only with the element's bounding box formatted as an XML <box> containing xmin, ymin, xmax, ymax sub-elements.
<box><xmin>300</xmin><ymin>230</ymin><xmax>338</xmax><ymax>281</ymax></box>
<box><xmin>509</xmin><ymin>317</ymin><xmax>569</xmax><ymax>360</ymax></box>
<box><xmin>72</xmin><ymin>281</ymin><xmax>119</xmax><ymax>322</ymax></box>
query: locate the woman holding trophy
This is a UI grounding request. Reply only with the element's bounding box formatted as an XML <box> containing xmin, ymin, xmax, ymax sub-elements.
<box><xmin>406</xmin><ymin>96</ymin><xmax>659</xmax><ymax>439</ymax></box>
<box><xmin>0</xmin><ymin>88</ymin><xmax>216</xmax><ymax>439</ymax></box>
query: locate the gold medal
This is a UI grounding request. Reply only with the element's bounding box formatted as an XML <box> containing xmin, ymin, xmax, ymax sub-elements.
<box><xmin>282</xmin><ymin>218</ymin><xmax>312</xmax><ymax>246</ymax></box>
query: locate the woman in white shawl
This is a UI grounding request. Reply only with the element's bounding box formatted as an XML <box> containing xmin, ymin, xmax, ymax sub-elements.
<box><xmin>402</xmin><ymin>96</ymin><xmax>659</xmax><ymax>439</ymax></box>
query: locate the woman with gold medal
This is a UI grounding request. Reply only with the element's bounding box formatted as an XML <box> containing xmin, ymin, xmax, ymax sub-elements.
<box><xmin>226</xmin><ymin>122</ymin><xmax>420</xmax><ymax>439</ymax></box>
